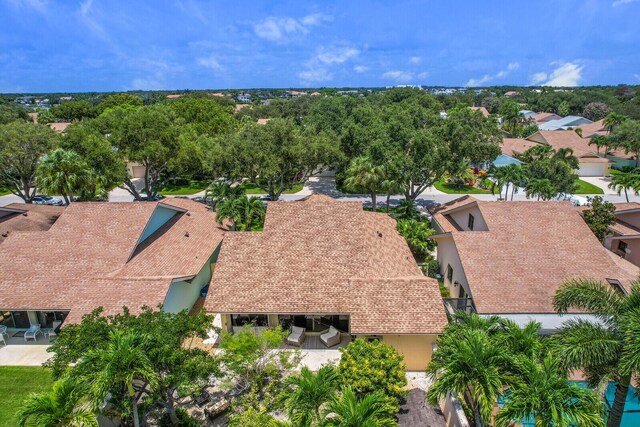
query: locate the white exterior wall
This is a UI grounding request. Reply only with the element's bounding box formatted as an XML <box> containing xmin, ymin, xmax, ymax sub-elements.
<box><xmin>435</xmin><ymin>235</ymin><xmax>471</xmax><ymax>298</ymax></box>
<box><xmin>577</xmin><ymin>163</ymin><xmax>609</xmax><ymax>177</ymax></box>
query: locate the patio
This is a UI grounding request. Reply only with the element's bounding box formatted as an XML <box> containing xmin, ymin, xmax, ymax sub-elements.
<box><xmin>280</xmin><ymin>332</ymin><xmax>352</xmax><ymax>350</ymax></box>
<box><xmin>0</xmin><ymin>332</ymin><xmax>53</xmax><ymax>366</ymax></box>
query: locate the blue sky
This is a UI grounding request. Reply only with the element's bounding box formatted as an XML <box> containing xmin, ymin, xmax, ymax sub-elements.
<box><xmin>1</xmin><ymin>0</ymin><xmax>639</xmax><ymax>92</ymax></box>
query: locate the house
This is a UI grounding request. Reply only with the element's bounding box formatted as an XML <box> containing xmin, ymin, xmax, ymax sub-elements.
<box><xmin>527</xmin><ymin>130</ymin><xmax>612</xmax><ymax>176</ymax></box>
<box><xmin>603</xmin><ymin>203</ymin><xmax>640</xmax><ymax>268</ymax></box>
<box><xmin>166</xmin><ymin>94</ymin><xmax>182</xmax><ymax>99</ymax></box>
<box><xmin>236</xmin><ymin>93</ymin><xmax>252</xmax><ymax>103</ymax></box>
<box><xmin>0</xmin><ymin>203</ymin><xmax>64</xmax><ymax>244</ymax></box>
<box><xmin>0</xmin><ymin>198</ymin><xmax>225</xmax><ymax>330</ymax></box>
<box><xmin>204</xmin><ymin>194</ymin><xmax>448</xmax><ymax>370</ymax></box>
<box><xmin>126</xmin><ymin>162</ymin><xmax>146</xmax><ymax>178</ymax></box>
<box><xmin>533</xmin><ymin>112</ymin><xmax>562</xmax><ymax>124</ymax></box>
<box><xmin>470</xmin><ymin>106</ymin><xmax>490</xmax><ymax>117</ymax></box>
<box><xmin>518</xmin><ymin>110</ymin><xmax>537</xmax><ymax>119</ymax></box>
<box><xmin>430</xmin><ymin>196</ymin><xmax>639</xmax><ymax>332</ymax></box>
<box><xmin>495</xmin><ymin>137</ymin><xmax>539</xmax><ymax>166</ymax></box>
<box><xmin>576</xmin><ymin>119</ymin><xmax>607</xmax><ymax>138</ymax></box>
<box><xmin>504</xmin><ymin>91</ymin><xmax>521</xmax><ymax>97</ymax></box>
<box><xmin>538</xmin><ymin>116</ymin><xmax>593</xmax><ymax>131</ymax></box>
<box><xmin>256</xmin><ymin>118</ymin><xmax>270</xmax><ymax>125</ymax></box>
<box><xmin>48</xmin><ymin>122</ymin><xmax>71</xmax><ymax>133</ymax></box>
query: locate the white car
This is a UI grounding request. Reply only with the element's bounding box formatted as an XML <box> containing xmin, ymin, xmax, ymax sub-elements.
<box><xmin>32</xmin><ymin>195</ymin><xmax>64</xmax><ymax>206</ymax></box>
<box><xmin>567</xmin><ymin>195</ymin><xmax>590</xmax><ymax>206</ymax></box>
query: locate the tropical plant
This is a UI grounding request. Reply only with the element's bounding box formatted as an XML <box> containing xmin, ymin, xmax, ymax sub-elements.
<box><xmin>204</xmin><ymin>180</ymin><xmax>244</xmax><ymax>211</ymax></box>
<box><xmin>603</xmin><ymin>112</ymin><xmax>626</xmax><ymax>134</ymax></box>
<box><xmin>557</xmin><ymin>101</ymin><xmax>570</xmax><ymax>117</ymax></box>
<box><xmin>553</xmin><ymin>279</ymin><xmax>640</xmax><ymax>427</ymax></box>
<box><xmin>343</xmin><ymin>156</ymin><xmax>386</xmax><ymax>210</ymax></box>
<box><xmin>396</xmin><ymin>218</ymin><xmax>436</xmax><ymax>260</ymax></box>
<box><xmin>338</xmin><ymin>338</ymin><xmax>407</xmax><ymax>413</ymax></box>
<box><xmin>395</xmin><ymin>198</ymin><xmax>421</xmax><ymax>219</ymax></box>
<box><xmin>36</xmin><ymin>148</ymin><xmax>93</xmax><ymax>204</ymax></box>
<box><xmin>525</xmin><ymin>178</ymin><xmax>555</xmax><ymax>201</ymax></box>
<box><xmin>495</xmin><ymin>353</ymin><xmax>606</xmax><ymax>427</ymax></box>
<box><xmin>612</xmin><ymin>119</ymin><xmax>640</xmax><ymax>167</ymax></box>
<box><xmin>582</xmin><ymin>196</ymin><xmax>617</xmax><ymax>242</ymax></box>
<box><xmin>17</xmin><ymin>378</ymin><xmax>98</xmax><ymax>427</ymax></box>
<box><xmin>553</xmin><ymin>147</ymin><xmax>580</xmax><ymax>170</ymax></box>
<box><xmin>589</xmin><ymin>135</ymin><xmax>609</xmax><ymax>154</ymax></box>
<box><xmin>380</xmin><ymin>177</ymin><xmax>404</xmax><ymax>212</ymax></box>
<box><xmin>320</xmin><ymin>387</ymin><xmax>396</xmax><ymax>427</ymax></box>
<box><xmin>216</xmin><ymin>195</ymin><xmax>266</xmax><ymax>231</ymax></box>
<box><xmin>75</xmin><ymin>331</ymin><xmax>158</xmax><ymax>427</ymax></box>
<box><xmin>491</xmin><ymin>164</ymin><xmax>523</xmax><ymax>200</ymax></box>
<box><xmin>609</xmin><ymin>171</ymin><xmax>640</xmax><ymax>202</ymax></box>
<box><xmin>285</xmin><ymin>366</ymin><xmax>339</xmax><ymax>427</ymax></box>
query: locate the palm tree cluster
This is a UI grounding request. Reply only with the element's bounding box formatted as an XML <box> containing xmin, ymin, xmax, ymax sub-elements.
<box><xmin>426</xmin><ymin>312</ymin><xmax>606</xmax><ymax>427</ymax></box>
<box><xmin>207</xmin><ymin>180</ymin><xmax>266</xmax><ymax>231</ymax></box>
<box><xmin>608</xmin><ymin>169</ymin><xmax>640</xmax><ymax>202</ymax></box>
<box><xmin>342</xmin><ymin>156</ymin><xmax>405</xmax><ymax>212</ymax></box>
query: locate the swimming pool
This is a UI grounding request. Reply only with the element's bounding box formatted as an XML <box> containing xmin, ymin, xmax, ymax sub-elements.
<box><xmin>498</xmin><ymin>381</ymin><xmax>640</xmax><ymax>426</ymax></box>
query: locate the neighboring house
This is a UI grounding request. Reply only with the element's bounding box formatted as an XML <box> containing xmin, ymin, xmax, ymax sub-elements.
<box><xmin>0</xmin><ymin>203</ymin><xmax>64</xmax><ymax>244</ymax></box>
<box><xmin>430</xmin><ymin>196</ymin><xmax>639</xmax><ymax>332</ymax></box>
<box><xmin>126</xmin><ymin>162</ymin><xmax>146</xmax><ymax>179</ymax></box>
<box><xmin>577</xmin><ymin>120</ymin><xmax>636</xmax><ymax>169</ymax></box>
<box><xmin>493</xmin><ymin>137</ymin><xmax>539</xmax><ymax>167</ymax></box>
<box><xmin>256</xmin><ymin>118</ymin><xmax>270</xmax><ymax>125</ymax></box>
<box><xmin>0</xmin><ymin>198</ymin><xmax>225</xmax><ymax>329</ymax></box>
<box><xmin>603</xmin><ymin>203</ymin><xmax>640</xmax><ymax>268</ymax></box>
<box><xmin>205</xmin><ymin>194</ymin><xmax>448</xmax><ymax>370</ymax></box>
<box><xmin>519</xmin><ymin>110</ymin><xmax>537</xmax><ymax>119</ymax></box>
<box><xmin>48</xmin><ymin>122</ymin><xmax>71</xmax><ymax>133</ymax></box>
<box><xmin>166</xmin><ymin>94</ymin><xmax>182</xmax><ymax>99</ymax></box>
<box><xmin>236</xmin><ymin>93</ymin><xmax>252</xmax><ymax>103</ymax></box>
<box><xmin>504</xmin><ymin>91</ymin><xmax>521</xmax><ymax>97</ymax></box>
<box><xmin>533</xmin><ymin>112</ymin><xmax>562</xmax><ymax>124</ymax></box>
<box><xmin>470</xmin><ymin>106</ymin><xmax>490</xmax><ymax>117</ymax></box>
<box><xmin>527</xmin><ymin>130</ymin><xmax>612</xmax><ymax>176</ymax></box>
<box><xmin>577</xmin><ymin>119</ymin><xmax>607</xmax><ymax>138</ymax></box>
<box><xmin>538</xmin><ymin>115</ymin><xmax>593</xmax><ymax>131</ymax></box>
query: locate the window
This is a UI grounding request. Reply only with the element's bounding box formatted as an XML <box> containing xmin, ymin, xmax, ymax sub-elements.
<box><xmin>446</xmin><ymin>264</ymin><xmax>453</xmax><ymax>282</ymax></box>
<box><xmin>618</xmin><ymin>241</ymin><xmax>628</xmax><ymax>253</ymax></box>
<box><xmin>468</xmin><ymin>213</ymin><xmax>475</xmax><ymax>230</ymax></box>
<box><xmin>231</xmin><ymin>314</ymin><xmax>268</xmax><ymax>327</ymax></box>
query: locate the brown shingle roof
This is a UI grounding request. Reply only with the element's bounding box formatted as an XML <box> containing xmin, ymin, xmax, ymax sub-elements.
<box><xmin>48</xmin><ymin>122</ymin><xmax>71</xmax><ymax>133</ymax></box>
<box><xmin>501</xmin><ymin>138</ymin><xmax>539</xmax><ymax>157</ymax></box>
<box><xmin>0</xmin><ymin>199</ymin><xmax>224</xmax><ymax>322</ymax></box>
<box><xmin>534</xmin><ymin>112</ymin><xmax>562</xmax><ymax>124</ymax></box>
<box><xmin>0</xmin><ymin>203</ymin><xmax>64</xmax><ymax>244</ymax></box>
<box><xmin>205</xmin><ymin>194</ymin><xmax>447</xmax><ymax>335</ymax></box>
<box><xmin>527</xmin><ymin>130</ymin><xmax>610</xmax><ymax>163</ymax></box>
<box><xmin>578</xmin><ymin>120</ymin><xmax>607</xmax><ymax>138</ymax></box>
<box><xmin>433</xmin><ymin>197</ymin><xmax>639</xmax><ymax>314</ymax></box>
<box><xmin>470</xmin><ymin>106</ymin><xmax>490</xmax><ymax>117</ymax></box>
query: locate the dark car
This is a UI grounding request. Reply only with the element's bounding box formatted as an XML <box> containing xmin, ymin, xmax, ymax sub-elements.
<box><xmin>138</xmin><ymin>194</ymin><xmax>166</xmax><ymax>202</ymax></box>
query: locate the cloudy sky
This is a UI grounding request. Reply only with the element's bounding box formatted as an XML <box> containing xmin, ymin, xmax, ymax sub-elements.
<box><xmin>1</xmin><ymin>0</ymin><xmax>639</xmax><ymax>92</ymax></box>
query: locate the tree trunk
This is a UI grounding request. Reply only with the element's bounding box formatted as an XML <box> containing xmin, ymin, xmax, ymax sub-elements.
<box><xmin>625</xmin><ymin>188</ymin><xmax>629</xmax><ymax>203</ymax></box>
<box><xmin>511</xmin><ymin>182</ymin><xmax>516</xmax><ymax>201</ymax></box>
<box><xmin>386</xmin><ymin>192</ymin><xmax>391</xmax><ymax>213</ymax></box>
<box><xmin>608</xmin><ymin>376</ymin><xmax>631</xmax><ymax>427</ymax></box>
<box><xmin>132</xmin><ymin>397</ymin><xmax>140</xmax><ymax>427</ymax></box>
<box><xmin>371</xmin><ymin>192</ymin><xmax>377</xmax><ymax>211</ymax></box>
<box><xmin>62</xmin><ymin>193</ymin><xmax>70</xmax><ymax>205</ymax></box>
<box><xmin>166</xmin><ymin>388</ymin><xmax>180</xmax><ymax>426</ymax></box>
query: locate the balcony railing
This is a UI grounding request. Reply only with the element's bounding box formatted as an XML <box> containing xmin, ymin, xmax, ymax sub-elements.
<box><xmin>443</xmin><ymin>298</ymin><xmax>477</xmax><ymax>316</ymax></box>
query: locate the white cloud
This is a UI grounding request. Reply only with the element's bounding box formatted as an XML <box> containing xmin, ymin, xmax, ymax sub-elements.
<box><xmin>466</xmin><ymin>62</ymin><xmax>519</xmax><ymax>87</ymax></box>
<box><xmin>254</xmin><ymin>13</ymin><xmax>332</xmax><ymax>42</ymax></box>
<box><xmin>409</xmin><ymin>56</ymin><xmax>422</xmax><ymax>65</ymax></box>
<box><xmin>354</xmin><ymin>65</ymin><xmax>368</xmax><ymax>73</ymax></box>
<box><xmin>635</xmin><ymin>73</ymin><xmax>640</xmax><ymax>81</ymax></box>
<box><xmin>78</xmin><ymin>0</ymin><xmax>110</xmax><ymax>42</ymax></box>
<box><xmin>382</xmin><ymin>70</ymin><xmax>414</xmax><ymax>82</ymax></box>
<box><xmin>316</xmin><ymin>46</ymin><xmax>359</xmax><ymax>64</ymax></box>
<box><xmin>197</xmin><ymin>55</ymin><xmax>224</xmax><ymax>71</ymax></box>
<box><xmin>297</xmin><ymin>68</ymin><xmax>333</xmax><ymax>83</ymax></box>
<box><xmin>539</xmin><ymin>62</ymin><xmax>584</xmax><ymax>86</ymax></box>
<box><xmin>613</xmin><ymin>0</ymin><xmax>638</xmax><ymax>6</ymax></box>
<box><xmin>5</xmin><ymin>0</ymin><xmax>47</xmax><ymax>13</ymax></box>
<box><xmin>417</xmin><ymin>71</ymin><xmax>430</xmax><ymax>79</ymax></box>
<box><xmin>530</xmin><ymin>72</ymin><xmax>548</xmax><ymax>85</ymax></box>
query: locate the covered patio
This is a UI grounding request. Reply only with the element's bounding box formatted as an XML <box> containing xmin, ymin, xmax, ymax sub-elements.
<box><xmin>0</xmin><ymin>332</ymin><xmax>52</xmax><ymax>366</ymax></box>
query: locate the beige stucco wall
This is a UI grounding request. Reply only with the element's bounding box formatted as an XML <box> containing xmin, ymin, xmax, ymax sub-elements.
<box><xmin>435</xmin><ymin>235</ymin><xmax>471</xmax><ymax>298</ymax></box>
<box><xmin>382</xmin><ymin>334</ymin><xmax>439</xmax><ymax>371</ymax></box>
<box><xmin>448</xmin><ymin>205</ymin><xmax>487</xmax><ymax>231</ymax></box>
<box><xmin>617</xmin><ymin>212</ymin><xmax>640</xmax><ymax>229</ymax></box>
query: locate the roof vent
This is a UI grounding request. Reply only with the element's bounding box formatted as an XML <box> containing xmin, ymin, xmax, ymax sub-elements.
<box><xmin>186</xmin><ymin>212</ymin><xmax>191</xmax><ymax>216</ymax></box>
<box><xmin>377</xmin><ymin>231</ymin><xmax>383</xmax><ymax>238</ymax></box>
<box><xmin>185</xmin><ymin>231</ymin><xmax>190</xmax><ymax>237</ymax></box>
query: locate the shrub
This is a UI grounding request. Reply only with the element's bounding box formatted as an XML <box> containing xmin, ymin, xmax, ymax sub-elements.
<box><xmin>158</xmin><ymin>408</ymin><xmax>200</xmax><ymax>427</ymax></box>
<box><xmin>338</xmin><ymin>338</ymin><xmax>407</xmax><ymax>412</ymax></box>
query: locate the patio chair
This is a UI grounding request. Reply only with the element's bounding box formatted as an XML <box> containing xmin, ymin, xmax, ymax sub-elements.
<box><xmin>0</xmin><ymin>326</ymin><xmax>6</xmax><ymax>346</ymax></box>
<box><xmin>286</xmin><ymin>326</ymin><xmax>306</xmax><ymax>346</ymax></box>
<box><xmin>24</xmin><ymin>324</ymin><xmax>41</xmax><ymax>342</ymax></box>
<box><xmin>320</xmin><ymin>326</ymin><xmax>341</xmax><ymax>348</ymax></box>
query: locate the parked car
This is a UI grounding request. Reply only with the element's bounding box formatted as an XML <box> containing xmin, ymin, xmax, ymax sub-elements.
<box><xmin>138</xmin><ymin>194</ymin><xmax>166</xmax><ymax>202</ymax></box>
<box><xmin>192</xmin><ymin>196</ymin><xmax>212</xmax><ymax>206</ymax></box>
<box><xmin>32</xmin><ymin>195</ymin><xmax>64</xmax><ymax>206</ymax></box>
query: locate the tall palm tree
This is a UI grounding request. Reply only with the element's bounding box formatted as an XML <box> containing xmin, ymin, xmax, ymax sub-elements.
<box><xmin>553</xmin><ymin>279</ymin><xmax>640</xmax><ymax>427</ymax></box>
<box><xmin>553</xmin><ymin>147</ymin><xmax>580</xmax><ymax>170</ymax></box>
<box><xmin>380</xmin><ymin>178</ymin><xmax>404</xmax><ymax>213</ymax></box>
<box><xmin>426</xmin><ymin>313</ymin><xmax>510</xmax><ymax>427</ymax></box>
<box><xmin>608</xmin><ymin>170</ymin><xmax>640</xmax><ymax>202</ymax></box>
<box><xmin>285</xmin><ymin>366</ymin><xmax>339</xmax><ymax>427</ymax></box>
<box><xmin>204</xmin><ymin>180</ymin><xmax>244</xmax><ymax>211</ymax></box>
<box><xmin>525</xmin><ymin>178</ymin><xmax>555</xmax><ymax>201</ymax></box>
<box><xmin>501</xmin><ymin>164</ymin><xmax>524</xmax><ymax>201</ymax></box>
<box><xmin>77</xmin><ymin>331</ymin><xmax>157</xmax><ymax>427</ymax></box>
<box><xmin>604</xmin><ymin>112</ymin><xmax>626</xmax><ymax>134</ymax></box>
<box><xmin>216</xmin><ymin>195</ymin><xmax>266</xmax><ymax>231</ymax></box>
<box><xmin>36</xmin><ymin>148</ymin><xmax>92</xmax><ymax>205</ymax></box>
<box><xmin>343</xmin><ymin>156</ymin><xmax>386</xmax><ymax>210</ymax></box>
<box><xmin>495</xmin><ymin>353</ymin><xmax>606</xmax><ymax>427</ymax></box>
<box><xmin>589</xmin><ymin>135</ymin><xmax>609</xmax><ymax>155</ymax></box>
<box><xmin>17</xmin><ymin>378</ymin><xmax>98</xmax><ymax>427</ymax></box>
<box><xmin>320</xmin><ymin>387</ymin><xmax>395</xmax><ymax>427</ymax></box>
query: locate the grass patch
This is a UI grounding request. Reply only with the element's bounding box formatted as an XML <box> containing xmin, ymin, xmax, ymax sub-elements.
<box><xmin>158</xmin><ymin>180</ymin><xmax>209</xmax><ymax>195</ymax></box>
<box><xmin>0</xmin><ymin>187</ymin><xmax>10</xmax><ymax>196</ymax></box>
<box><xmin>574</xmin><ymin>179</ymin><xmax>605</xmax><ymax>195</ymax></box>
<box><xmin>239</xmin><ymin>182</ymin><xmax>304</xmax><ymax>194</ymax></box>
<box><xmin>434</xmin><ymin>179</ymin><xmax>494</xmax><ymax>194</ymax></box>
<box><xmin>0</xmin><ymin>366</ymin><xmax>54</xmax><ymax>427</ymax></box>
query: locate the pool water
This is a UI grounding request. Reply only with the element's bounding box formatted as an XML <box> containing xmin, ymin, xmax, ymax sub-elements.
<box><xmin>498</xmin><ymin>381</ymin><xmax>640</xmax><ymax>426</ymax></box>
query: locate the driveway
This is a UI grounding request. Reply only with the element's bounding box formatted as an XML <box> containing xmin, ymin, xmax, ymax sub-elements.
<box><xmin>579</xmin><ymin>176</ymin><xmax>616</xmax><ymax>195</ymax></box>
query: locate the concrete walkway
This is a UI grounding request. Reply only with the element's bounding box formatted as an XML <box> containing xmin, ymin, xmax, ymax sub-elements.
<box><xmin>0</xmin><ymin>335</ymin><xmax>52</xmax><ymax>366</ymax></box>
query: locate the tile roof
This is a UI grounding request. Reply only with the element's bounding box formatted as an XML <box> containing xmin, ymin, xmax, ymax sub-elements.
<box><xmin>470</xmin><ymin>106</ymin><xmax>490</xmax><ymax>117</ymax></box>
<box><xmin>528</xmin><ymin>130</ymin><xmax>610</xmax><ymax>162</ymax></box>
<box><xmin>578</xmin><ymin>120</ymin><xmax>607</xmax><ymax>138</ymax></box>
<box><xmin>48</xmin><ymin>122</ymin><xmax>71</xmax><ymax>133</ymax></box>
<box><xmin>501</xmin><ymin>138</ymin><xmax>539</xmax><ymax>157</ymax></box>
<box><xmin>534</xmin><ymin>112</ymin><xmax>562</xmax><ymax>124</ymax></box>
<box><xmin>0</xmin><ymin>203</ymin><xmax>64</xmax><ymax>244</ymax></box>
<box><xmin>431</xmin><ymin>197</ymin><xmax>639</xmax><ymax>314</ymax></box>
<box><xmin>205</xmin><ymin>194</ymin><xmax>447</xmax><ymax>335</ymax></box>
<box><xmin>0</xmin><ymin>198</ymin><xmax>224</xmax><ymax>322</ymax></box>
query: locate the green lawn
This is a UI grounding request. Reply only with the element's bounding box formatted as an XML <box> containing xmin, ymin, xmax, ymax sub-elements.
<box><xmin>158</xmin><ymin>180</ymin><xmax>209</xmax><ymax>195</ymax></box>
<box><xmin>0</xmin><ymin>367</ymin><xmax>53</xmax><ymax>427</ymax></box>
<box><xmin>0</xmin><ymin>187</ymin><xmax>10</xmax><ymax>196</ymax></box>
<box><xmin>574</xmin><ymin>179</ymin><xmax>605</xmax><ymax>195</ymax></box>
<box><xmin>239</xmin><ymin>181</ymin><xmax>304</xmax><ymax>194</ymax></box>
<box><xmin>434</xmin><ymin>179</ymin><xmax>494</xmax><ymax>194</ymax></box>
